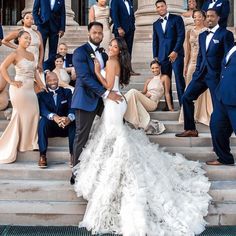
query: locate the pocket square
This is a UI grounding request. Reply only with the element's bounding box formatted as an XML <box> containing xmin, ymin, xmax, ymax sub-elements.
<box><xmin>61</xmin><ymin>100</ymin><xmax>67</xmax><ymax>104</ymax></box>
<box><xmin>216</xmin><ymin>3</ymin><xmax>222</xmax><ymax>7</ymax></box>
<box><xmin>213</xmin><ymin>39</ymin><xmax>219</xmax><ymax>44</ymax></box>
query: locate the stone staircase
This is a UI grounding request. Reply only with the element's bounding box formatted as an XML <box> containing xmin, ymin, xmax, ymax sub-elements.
<box><xmin>0</xmin><ymin>25</ymin><xmax>236</xmax><ymax>228</ymax></box>
<box><xmin>0</xmin><ymin>73</ymin><xmax>236</xmax><ymax>227</ymax></box>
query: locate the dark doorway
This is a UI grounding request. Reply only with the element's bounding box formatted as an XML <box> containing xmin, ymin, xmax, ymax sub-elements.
<box><xmin>0</xmin><ymin>0</ymin><xmax>25</xmax><ymax>25</ymax></box>
<box><xmin>72</xmin><ymin>0</ymin><xmax>89</xmax><ymax>25</ymax></box>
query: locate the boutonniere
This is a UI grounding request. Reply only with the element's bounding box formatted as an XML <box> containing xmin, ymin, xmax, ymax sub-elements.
<box><xmin>90</xmin><ymin>53</ymin><xmax>96</xmax><ymax>60</ymax></box>
<box><xmin>213</xmin><ymin>39</ymin><xmax>219</xmax><ymax>44</ymax></box>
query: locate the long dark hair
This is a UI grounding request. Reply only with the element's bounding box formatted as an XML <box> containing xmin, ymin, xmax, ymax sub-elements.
<box><xmin>111</xmin><ymin>37</ymin><xmax>131</xmax><ymax>87</ymax></box>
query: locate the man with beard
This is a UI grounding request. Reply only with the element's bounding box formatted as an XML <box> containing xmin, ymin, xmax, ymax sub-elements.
<box><xmin>176</xmin><ymin>9</ymin><xmax>234</xmax><ymax>137</ymax></box>
<box><xmin>37</xmin><ymin>72</ymin><xmax>75</xmax><ymax>168</ymax></box>
<box><xmin>70</xmin><ymin>22</ymin><xmax>122</xmax><ymax>184</ymax></box>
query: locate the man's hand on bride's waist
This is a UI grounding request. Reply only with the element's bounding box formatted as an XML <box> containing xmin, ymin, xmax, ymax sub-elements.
<box><xmin>107</xmin><ymin>91</ymin><xmax>123</xmax><ymax>104</ymax></box>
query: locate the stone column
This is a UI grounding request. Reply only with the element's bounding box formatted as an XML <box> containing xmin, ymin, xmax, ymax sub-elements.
<box><xmin>132</xmin><ymin>0</ymin><xmax>184</xmax><ymax>71</ymax></box>
<box><xmin>19</xmin><ymin>0</ymin><xmax>78</xmax><ymax>26</ymax></box>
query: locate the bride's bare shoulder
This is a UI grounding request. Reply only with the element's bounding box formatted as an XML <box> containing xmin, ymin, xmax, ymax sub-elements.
<box><xmin>106</xmin><ymin>58</ymin><xmax>119</xmax><ymax>68</ymax></box>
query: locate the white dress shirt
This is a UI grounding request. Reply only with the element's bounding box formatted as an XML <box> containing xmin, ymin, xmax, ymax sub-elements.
<box><xmin>50</xmin><ymin>0</ymin><xmax>56</xmax><ymax>10</ymax></box>
<box><xmin>124</xmin><ymin>0</ymin><xmax>130</xmax><ymax>15</ymax></box>
<box><xmin>205</xmin><ymin>24</ymin><xmax>219</xmax><ymax>50</ymax></box>
<box><xmin>226</xmin><ymin>46</ymin><xmax>236</xmax><ymax>63</ymax></box>
<box><xmin>88</xmin><ymin>41</ymin><xmax>105</xmax><ymax>69</ymax></box>
<box><xmin>208</xmin><ymin>0</ymin><xmax>217</xmax><ymax>9</ymax></box>
<box><xmin>160</xmin><ymin>13</ymin><xmax>169</xmax><ymax>33</ymax></box>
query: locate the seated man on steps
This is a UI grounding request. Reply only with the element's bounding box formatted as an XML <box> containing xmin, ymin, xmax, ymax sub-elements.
<box><xmin>37</xmin><ymin>72</ymin><xmax>75</xmax><ymax>168</ymax></box>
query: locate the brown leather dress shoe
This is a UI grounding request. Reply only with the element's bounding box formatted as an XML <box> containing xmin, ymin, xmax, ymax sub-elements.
<box><xmin>38</xmin><ymin>155</ymin><xmax>47</xmax><ymax>168</ymax></box>
<box><xmin>175</xmin><ymin>130</ymin><xmax>198</xmax><ymax>137</ymax></box>
<box><xmin>206</xmin><ymin>160</ymin><xmax>234</xmax><ymax>166</ymax></box>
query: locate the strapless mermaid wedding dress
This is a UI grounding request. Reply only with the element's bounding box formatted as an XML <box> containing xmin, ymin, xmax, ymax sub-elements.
<box><xmin>73</xmin><ymin>73</ymin><xmax>211</xmax><ymax>236</ymax></box>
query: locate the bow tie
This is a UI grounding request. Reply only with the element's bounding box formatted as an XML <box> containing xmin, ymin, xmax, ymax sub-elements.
<box><xmin>206</xmin><ymin>30</ymin><xmax>214</xmax><ymax>35</ymax></box>
<box><xmin>159</xmin><ymin>16</ymin><xmax>167</xmax><ymax>23</ymax></box>
<box><xmin>95</xmin><ymin>47</ymin><xmax>105</xmax><ymax>53</ymax></box>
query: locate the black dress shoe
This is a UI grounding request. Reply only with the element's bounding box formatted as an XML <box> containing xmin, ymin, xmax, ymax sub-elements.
<box><xmin>70</xmin><ymin>175</ymin><xmax>75</xmax><ymax>185</ymax></box>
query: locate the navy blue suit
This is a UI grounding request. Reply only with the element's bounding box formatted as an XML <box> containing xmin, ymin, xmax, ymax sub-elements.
<box><xmin>33</xmin><ymin>0</ymin><xmax>66</xmax><ymax>59</ymax></box>
<box><xmin>111</xmin><ymin>0</ymin><xmax>135</xmax><ymax>56</ymax></box>
<box><xmin>153</xmin><ymin>14</ymin><xmax>186</xmax><ymax>105</ymax></box>
<box><xmin>0</xmin><ymin>24</ymin><xmax>3</xmax><ymax>40</ymax></box>
<box><xmin>182</xmin><ymin>27</ymin><xmax>234</xmax><ymax>131</ymax></box>
<box><xmin>202</xmin><ymin>0</ymin><xmax>230</xmax><ymax>28</ymax></box>
<box><xmin>38</xmin><ymin>87</ymin><xmax>75</xmax><ymax>155</ymax></box>
<box><xmin>72</xmin><ymin>43</ymin><xmax>108</xmax><ymax>165</ymax></box>
<box><xmin>210</xmin><ymin>48</ymin><xmax>236</xmax><ymax>164</ymax></box>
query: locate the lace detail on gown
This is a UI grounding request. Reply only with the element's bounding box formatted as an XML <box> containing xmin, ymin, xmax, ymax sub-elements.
<box><xmin>73</xmin><ymin>73</ymin><xmax>211</xmax><ymax>236</ymax></box>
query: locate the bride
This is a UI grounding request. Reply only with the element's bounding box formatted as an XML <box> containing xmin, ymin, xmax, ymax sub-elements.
<box><xmin>73</xmin><ymin>37</ymin><xmax>211</xmax><ymax>236</ymax></box>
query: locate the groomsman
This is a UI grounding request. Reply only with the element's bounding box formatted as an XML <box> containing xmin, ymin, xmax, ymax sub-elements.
<box><xmin>176</xmin><ymin>9</ymin><xmax>234</xmax><ymax>138</ymax></box>
<box><xmin>38</xmin><ymin>72</ymin><xmax>75</xmax><ymax>168</ymax></box>
<box><xmin>202</xmin><ymin>0</ymin><xmax>230</xmax><ymax>28</ymax></box>
<box><xmin>33</xmin><ymin>0</ymin><xmax>66</xmax><ymax>59</ymax></box>
<box><xmin>207</xmin><ymin>45</ymin><xmax>236</xmax><ymax>165</ymax></box>
<box><xmin>110</xmin><ymin>0</ymin><xmax>139</xmax><ymax>75</ymax></box>
<box><xmin>153</xmin><ymin>0</ymin><xmax>186</xmax><ymax>108</ymax></box>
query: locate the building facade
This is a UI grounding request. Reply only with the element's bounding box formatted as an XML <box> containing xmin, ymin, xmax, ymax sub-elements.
<box><xmin>0</xmin><ymin>0</ymin><xmax>234</xmax><ymax>26</ymax></box>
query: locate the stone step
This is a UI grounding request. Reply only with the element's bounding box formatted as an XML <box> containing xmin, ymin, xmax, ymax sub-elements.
<box><xmin>0</xmin><ymin>162</ymin><xmax>235</xmax><ymax>181</ymax></box>
<box><xmin>0</xmin><ymin>179</ymin><xmax>235</xmax><ymax>203</ymax></box>
<box><xmin>150</xmin><ymin>111</ymin><xmax>180</xmax><ymax>120</ymax></box>
<box><xmin>0</xmin><ymin>213</ymin><xmax>83</xmax><ymax>226</ymax></box>
<box><xmin>165</xmin><ymin>146</ymin><xmax>236</xmax><ymax>162</ymax></box>
<box><xmin>0</xmin><ymin>180</ymin><xmax>79</xmax><ymax>202</ymax></box>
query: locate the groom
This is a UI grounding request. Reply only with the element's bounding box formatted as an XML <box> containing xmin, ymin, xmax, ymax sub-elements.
<box><xmin>70</xmin><ymin>22</ymin><xmax>122</xmax><ymax>184</ymax></box>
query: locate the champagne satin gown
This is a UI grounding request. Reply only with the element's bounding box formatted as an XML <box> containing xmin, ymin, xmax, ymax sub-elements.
<box><xmin>179</xmin><ymin>27</ymin><xmax>213</xmax><ymax>126</ymax></box>
<box><xmin>0</xmin><ymin>58</ymin><xmax>39</xmax><ymax>163</ymax></box>
<box><xmin>124</xmin><ymin>75</ymin><xmax>165</xmax><ymax>130</ymax></box>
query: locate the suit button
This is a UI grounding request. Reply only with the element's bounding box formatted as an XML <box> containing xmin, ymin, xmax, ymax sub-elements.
<box><xmin>225</xmin><ymin>67</ymin><xmax>227</xmax><ymax>69</ymax></box>
<box><xmin>222</xmin><ymin>76</ymin><xmax>224</xmax><ymax>78</ymax></box>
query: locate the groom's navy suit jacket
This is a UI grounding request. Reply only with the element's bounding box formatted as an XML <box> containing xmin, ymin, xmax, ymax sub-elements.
<box><xmin>192</xmin><ymin>27</ymin><xmax>234</xmax><ymax>82</ymax></box>
<box><xmin>71</xmin><ymin>43</ymin><xmax>108</xmax><ymax>111</ymax></box>
<box><xmin>152</xmin><ymin>14</ymin><xmax>185</xmax><ymax>62</ymax></box>
<box><xmin>202</xmin><ymin>0</ymin><xmax>230</xmax><ymax>28</ymax></box>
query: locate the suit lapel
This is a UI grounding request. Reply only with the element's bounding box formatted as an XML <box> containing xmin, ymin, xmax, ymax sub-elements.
<box><xmin>165</xmin><ymin>14</ymin><xmax>172</xmax><ymax>34</ymax></box>
<box><xmin>225</xmin><ymin>50</ymin><xmax>236</xmax><ymax>66</ymax></box>
<box><xmin>202</xmin><ymin>31</ymin><xmax>207</xmax><ymax>54</ymax></box>
<box><xmin>85</xmin><ymin>43</ymin><xmax>96</xmax><ymax>73</ymax></box>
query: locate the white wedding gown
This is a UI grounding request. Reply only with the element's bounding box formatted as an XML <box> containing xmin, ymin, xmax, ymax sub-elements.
<box><xmin>73</xmin><ymin>73</ymin><xmax>211</xmax><ymax>236</ymax></box>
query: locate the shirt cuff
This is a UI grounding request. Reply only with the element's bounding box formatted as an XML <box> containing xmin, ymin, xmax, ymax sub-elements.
<box><xmin>48</xmin><ymin>113</ymin><xmax>55</xmax><ymax>120</ymax></box>
<box><xmin>68</xmin><ymin>113</ymin><xmax>75</xmax><ymax>122</ymax></box>
<box><xmin>102</xmin><ymin>90</ymin><xmax>110</xmax><ymax>99</ymax></box>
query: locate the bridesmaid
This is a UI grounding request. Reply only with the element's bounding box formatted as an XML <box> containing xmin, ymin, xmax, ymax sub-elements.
<box><xmin>0</xmin><ymin>30</ymin><xmax>45</xmax><ymax>164</ymax></box>
<box><xmin>89</xmin><ymin>0</ymin><xmax>112</xmax><ymax>51</ymax></box>
<box><xmin>181</xmin><ymin>0</ymin><xmax>197</xmax><ymax>30</ymax></box>
<box><xmin>2</xmin><ymin>12</ymin><xmax>44</xmax><ymax>92</ymax></box>
<box><xmin>179</xmin><ymin>10</ymin><xmax>212</xmax><ymax>126</ymax></box>
<box><xmin>124</xmin><ymin>59</ymin><xmax>172</xmax><ymax>134</ymax></box>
